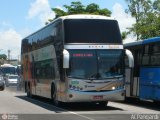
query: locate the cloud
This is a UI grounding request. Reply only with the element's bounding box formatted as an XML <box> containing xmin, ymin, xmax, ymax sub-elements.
<box><xmin>19</xmin><ymin>28</ymin><xmax>32</xmax><ymax>38</ymax></box>
<box><xmin>123</xmin><ymin>35</ymin><xmax>137</xmax><ymax>43</ymax></box>
<box><xmin>27</xmin><ymin>0</ymin><xmax>55</xmax><ymax>25</ymax></box>
<box><xmin>111</xmin><ymin>3</ymin><xmax>136</xmax><ymax>43</ymax></box>
<box><xmin>0</xmin><ymin>29</ymin><xmax>22</xmax><ymax>59</ymax></box>
<box><xmin>1</xmin><ymin>21</ymin><xmax>13</xmax><ymax>27</ymax></box>
<box><xmin>55</xmin><ymin>6</ymin><xmax>64</xmax><ymax>10</ymax></box>
<box><xmin>0</xmin><ymin>21</ymin><xmax>14</xmax><ymax>31</ymax></box>
<box><xmin>112</xmin><ymin>3</ymin><xmax>136</xmax><ymax>32</ymax></box>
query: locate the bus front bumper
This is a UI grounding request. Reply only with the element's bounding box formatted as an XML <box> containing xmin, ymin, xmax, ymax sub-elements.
<box><xmin>66</xmin><ymin>89</ymin><xmax>125</xmax><ymax>102</ymax></box>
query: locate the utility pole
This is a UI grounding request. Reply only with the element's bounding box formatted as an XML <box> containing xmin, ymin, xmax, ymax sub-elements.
<box><xmin>8</xmin><ymin>49</ymin><xmax>11</xmax><ymax>64</ymax></box>
<box><xmin>0</xmin><ymin>49</ymin><xmax>3</xmax><ymax>65</ymax></box>
<box><xmin>18</xmin><ymin>55</ymin><xmax>20</xmax><ymax>64</ymax></box>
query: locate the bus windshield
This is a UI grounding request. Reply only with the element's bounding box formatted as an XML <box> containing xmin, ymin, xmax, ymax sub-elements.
<box><xmin>64</xmin><ymin>19</ymin><xmax>121</xmax><ymax>43</ymax></box>
<box><xmin>67</xmin><ymin>49</ymin><xmax>124</xmax><ymax>80</ymax></box>
<box><xmin>1</xmin><ymin>67</ymin><xmax>16</xmax><ymax>75</ymax></box>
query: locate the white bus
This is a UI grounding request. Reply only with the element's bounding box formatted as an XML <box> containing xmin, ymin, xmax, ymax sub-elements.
<box><xmin>21</xmin><ymin>15</ymin><xmax>133</xmax><ymax>107</ymax></box>
<box><xmin>0</xmin><ymin>64</ymin><xmax>17</xmax><ymax>75</ymax></box>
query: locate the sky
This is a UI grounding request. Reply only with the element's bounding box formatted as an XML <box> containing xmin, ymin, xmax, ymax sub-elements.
<box><xmin>0</xmin><ymin>0</ymin><xmax>136</xmax><ymax>59</ymax></box>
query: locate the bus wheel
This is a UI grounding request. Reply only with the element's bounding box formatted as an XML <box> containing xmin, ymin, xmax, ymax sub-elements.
<box><xmin>1</xmin><ymin>86</ymin><xmax>4</xmax><ymax>91</ymax></box>
<box><xmin>51</xmin><ymin>85</ymin><xmax>61</xmax><ymax>106</ymax></box>
<box><xmin>53</xmin><ymin>93</ymin><xmax>60</xmax><ymax>106</ymax></box>
<box><xmin>27</xmin><ymin>83</ymin><xmax>32</xmax><ymax>98</ymax></box>
<box><xmin>154</xmin><ymin>100</ymin><xmax>160</xmax><ymax>105</ymax></box>
<box><xmin>53</xmin><ymin>93</ymin><xmax>63</xmax><ymax>106</ymax></box>
<box><xmin>0</xmin><ymin>87</ymin><xmax>4</xmax><ymax>91</ymax></box>
<box><xmin>99</xmin><ymin>101</ymin><xmax>108</xmax><ymax>107</ymax></box>
<box><xmin>0</xmin><ymin>85</ymin><xmax>4</xmax><ymax>91</ymax></box>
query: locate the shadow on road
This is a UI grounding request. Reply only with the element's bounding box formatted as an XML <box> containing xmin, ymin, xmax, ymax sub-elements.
<box><xmin>16</xmin><ymin>95</ymin><xmax>67</xmax><ymax>113</ymax></box>
<box><xmin>119</xmin><ymin>98</ymin><xmax>160</xmax><ymax>111</ymax></box>
<box><xmin>62</xmin><ymin>102</ymin><xmax>124</xmax><ymax>111</ymax></box>
<box><xmin>16</xmin><ymin>95</ymin><xmax>124</xmax><ymax>112</ymax></box>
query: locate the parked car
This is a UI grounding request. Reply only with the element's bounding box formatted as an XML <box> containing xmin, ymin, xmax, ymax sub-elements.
<box><xmin>0</xmin><ymin>76</ymin><xmax>5</xmax><ymax>90</ymax></box>
<box><xmin>6</xmin><ymin>75</ymin><xmax>19</xmax><ymax>87</ymax></box>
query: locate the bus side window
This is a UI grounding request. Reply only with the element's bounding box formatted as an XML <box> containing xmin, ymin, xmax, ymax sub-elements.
<box><xmin>142</xmin><ymin>45</ymin><xmax>150</xmax><ymax>66</ymax></box>
<box><xmin>34</xmin><ymin>60</ymin><xmax>56</xmax><ymax>80</ymax></box>
<box><xmin>150</xmin><ymin>43</ymin><xmax>160</xmax><ymax>66</ymax></box>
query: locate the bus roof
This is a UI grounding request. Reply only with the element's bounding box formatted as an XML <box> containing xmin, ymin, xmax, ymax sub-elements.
<box><xmin>1</xmin><ymin>64</ymin><xmax>15</xmax><ymax>67</ymax></box>
<box><xmin>142</xmin><ymin>37</ymin><xmax>160</xmax><ymax>44</ymax></box>
<box><xmin>59</xmin><ymin>14</ymin><xmax>115</xmax><ymax>20</ymax></box>
<box><xmin>124</xmin><ymin>37</ymin><xmax>160</xmax><ymax>47</ymax></box>
<box><xmin>22</xmin><ymin>14</ymin><xmax>116</xmax><ymax>40</ymax></box>
<box><xmin>124</xmin><ymin>40</ymin><xmax>143</xmax><ymax>47</ymax></box>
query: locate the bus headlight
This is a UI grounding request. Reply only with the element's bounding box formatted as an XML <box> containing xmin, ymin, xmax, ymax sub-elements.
<box><xmin>112</xmin><ymin>86</ymin><xmax>116</xmax><ymax>90</ymax></box>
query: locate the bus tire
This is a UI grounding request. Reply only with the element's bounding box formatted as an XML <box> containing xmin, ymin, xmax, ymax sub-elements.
<box><xmin>154</xmin><ymin>100</ymin><xmax>160</xmax><ymax>105</ymax></box>
<box><xmin>2</xmin><ymin>86</ymin><xmax>5</xmax><ymax>91</ymax></box>
<box><xmin>0</xmin><ymin>86</ymin><xmax>4</xmax><ymax>91</ymax></box>
<box><xmin>27</xmin><ymin>82</ymin><xmax>32</xmax><ymax>98</ymax></box>
<box><xmin>99</xmin><ymin>101</ymin><xmax>108</xmax><ymax>107</ymax></box>
<box><xmin>51</xmin><ymin>84</ymin><xmax>61</xmax><ymax>106</ymax></box>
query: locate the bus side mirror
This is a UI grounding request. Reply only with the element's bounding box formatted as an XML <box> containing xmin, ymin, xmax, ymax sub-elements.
<box><xmin>125</xmin><ymin>49</ymin><xmax>134</xmax><ymax>68</ymax></box>
<box><xmin>63</xmin><ymin>49</ymin><xmax>70</xmax><ymax>68</ymax></box>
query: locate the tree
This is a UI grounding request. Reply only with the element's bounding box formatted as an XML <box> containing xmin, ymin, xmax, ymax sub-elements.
<box><xmin>52</xmin><ymin>8</ymin><xmax>67</xmax><ymax>19</ymax></box>
<box><xmin>121</xmin><ymin>31</ymin><xmax>128</xmax><ymax>40</ymax></box>
<box><xmin>46</xmin><ymin>1</ymin><xmax>111</xmax><ymax>24</ymax></box>
<box><xmin>86</xmin><ymin>3</ymin><xmax>99</xmax><ymax>13</ymax></box>
<box><xmin>125</xmin><ymin>0</ymin><xmax>160</xmax><ymax>40</ymax></box>
<box><xmin>136</xmin><ymin>12</ymin><xmax>160</xmax><ymax>39</ymax></box>
<box><xmin>0</xmin><ymin>54</ymin><xmax>7</xmax><ymax>60</ymax></box>
<box><xmin>153</xmin><ymin>0</ymin><xmax>160</xmax><ymax>11</ymax></box>
<box><xmin>64</xmin><ymin>1</ymin><xmax>85</xmax><ymax>14</ymax></box>
<box><xmin>125</xmin><ymin>0</ymin><xmax>152</xmax><ymax>40</ymax></box>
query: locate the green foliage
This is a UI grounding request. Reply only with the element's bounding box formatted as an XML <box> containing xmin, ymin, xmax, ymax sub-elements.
<box><xmin>48</xmin><ymin>1</ymin><xmax>111</xmax><ymax>22</ymax></box>
<box><xmin>64</xmin><ymin>1</ymin><xmax>85</xmax><ymax>14</ymax></box>
<box><xmin>86</xmin><ymin>3</ymin><xmax>99</xmax><ymax>13</ymax></box>
<box><xmin>0</xmin><ymin>54</ymin><xmax>7</xmax><ymax>60</ymax></box>
<box><xmin>136</xmin><ymin>13</ymin><xmax>160</xmax><ymax>39</ymax></box>
<box><xmin>153</xmin><ymin>0</ymin><xmax>160</xmax><ymax>11</ymax></box>
<box><xmin>52</xmin><ymin>8</ymin><xmax>67</xmax><ymax>18</ymax></box>
<box><xmin>125</xmin><ymin>0</ymin><xmax>160</xmax><ymax>40</ymax></box>
<box><xmin>98</xmin><ymin>8</ymin><xmax>111</xmax><ymax>16</ymax></box>
<box><xmin>121</xmin><ymin>31</ymin><xmax>128</xmax><ymax>40</ymax></box>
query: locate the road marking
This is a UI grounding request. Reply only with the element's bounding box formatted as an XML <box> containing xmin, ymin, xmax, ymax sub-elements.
<box><xmin>67</xmin><ymin>111</ymin><xmax>95</xmax><ymax>120</ymax></box>
<box><xmin>25</xmin><ymin>97</ymin><xmax>95</xmax><ymax>120</ymax></box>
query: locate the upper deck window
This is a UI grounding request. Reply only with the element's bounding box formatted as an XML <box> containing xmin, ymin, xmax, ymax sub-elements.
<box><xmin>64</xmin><ymin>19</ymin><xmax>122</xmax><ymax>44</ymax></box>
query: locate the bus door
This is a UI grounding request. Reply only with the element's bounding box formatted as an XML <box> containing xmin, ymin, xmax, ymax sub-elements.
<box><xmin>125</xmin><ymin>57</ymin><xmax>133</xmax><ymax>97</ymax></box>
<box><xmin>132</xmin><ymin>49</ymin><xmax>141</xmax><ymax>97</ymax></box>
<box><xmin>125</xmin><ymin>49</ymin><xmax>134</xmax><ymax>97</ymax></box>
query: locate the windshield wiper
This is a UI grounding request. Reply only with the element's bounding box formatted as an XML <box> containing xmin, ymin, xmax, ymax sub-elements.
<box><xmin>103</xmin><ymin>75</ymin><xmax>123</xmax><ymax>79</ymax></box>
<box><xmin>87</xmin><ymin>73</ymin><xmax>101</xmax><ymax>80</ymax></box>
<box><xmin>67</xmin><ymin>76</ymin><xmax>84</xmax><ymax>79</ymax></box>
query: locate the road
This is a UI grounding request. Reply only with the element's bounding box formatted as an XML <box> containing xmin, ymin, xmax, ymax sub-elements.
<box><xmin>0</xmin><ymin>86</ymin><xmax>160</xmax><ymax>120</ymax></box>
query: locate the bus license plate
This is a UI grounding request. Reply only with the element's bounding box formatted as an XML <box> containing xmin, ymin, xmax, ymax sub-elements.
<box><xmin>93</xmin><ymin>96</ymin><xmax>103</xmax><ymax>100</ymax></box>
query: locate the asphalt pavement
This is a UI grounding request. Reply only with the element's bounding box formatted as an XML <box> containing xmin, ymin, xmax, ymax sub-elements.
<box><xmin>0</xmin><ymin>86</ymin><xmax>159</xmax><ymax>120</ymax></box>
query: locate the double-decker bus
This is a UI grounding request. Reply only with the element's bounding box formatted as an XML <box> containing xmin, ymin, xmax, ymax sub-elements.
<box><xmin>21</xmin><ymin>15</ymin><xmax>133</xmax><ymax>106</ymax></box>
<box><xmin>124</xmin><ymin>37</ymin><xmax>160</xmax><ymax>102</ymax></box>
